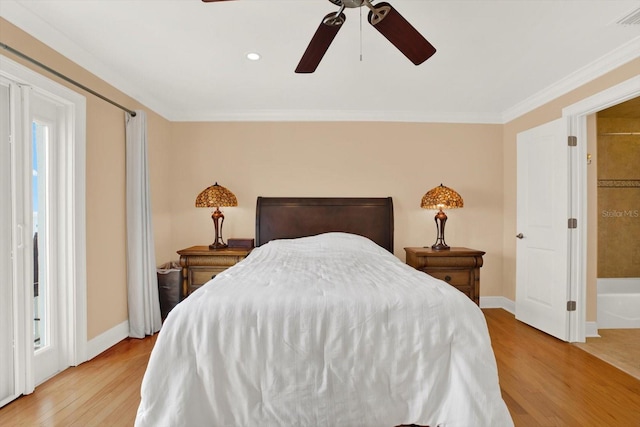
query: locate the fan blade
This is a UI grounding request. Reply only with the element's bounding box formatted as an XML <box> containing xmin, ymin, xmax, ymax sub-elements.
<box><xmin>295</xmin><ymin>12</ymin><xmax>346</xmax><ymax>74</ymax></box>
<box><xmin>368</xmin><ymin>2</ymin><xmax>436</xmax><ymax>65</ymax></box>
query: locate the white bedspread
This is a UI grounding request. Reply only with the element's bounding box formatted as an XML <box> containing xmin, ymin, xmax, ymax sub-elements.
<box><xmin>135</xmin><ymin>233</ymin><xmax>513</xmax><ymax>427</ymax></box>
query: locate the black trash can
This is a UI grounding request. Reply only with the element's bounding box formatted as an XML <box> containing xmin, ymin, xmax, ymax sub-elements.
<box><xmin>157</xmin><ymin>261</ymin><xmax>182</xmax><ymax>321</ymax></box>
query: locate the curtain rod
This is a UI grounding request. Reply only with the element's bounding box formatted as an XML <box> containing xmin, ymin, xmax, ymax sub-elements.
<box><xmin>1</xmin><ymin>42</ymin><xmax>136</xmax><ymax>117</ymax></box>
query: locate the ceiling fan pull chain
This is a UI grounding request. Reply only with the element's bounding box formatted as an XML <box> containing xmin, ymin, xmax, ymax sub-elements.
<box><xmin>296</xmin><ymin>0</ymin><xmax>435</xmax><ymax>73</ymax></box>
<box><xmin>360</xmin><ymin>5</ymin><xmax>363</xmax><ymax>61</ymax></box>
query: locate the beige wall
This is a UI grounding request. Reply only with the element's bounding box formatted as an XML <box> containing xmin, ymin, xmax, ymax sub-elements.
<box><xmin>1</xmin><ymin>19</ymin><xmax>173</xmax><ymax>340</ymax></box>
<box><xmin>4</xmin><ymin>15</ymin><xmax>639</xmax><ymax>337</ymax></box>
<box><xmin>168</xmin><ymin>122</ymin><xmax>506</xmax><ymax>295</ymax></box>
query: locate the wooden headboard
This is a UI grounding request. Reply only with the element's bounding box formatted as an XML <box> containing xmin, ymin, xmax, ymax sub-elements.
<box><xmin>255</xmin><ymin>197</ymin><xmax>394</xmax><ymax>252</ymax></box>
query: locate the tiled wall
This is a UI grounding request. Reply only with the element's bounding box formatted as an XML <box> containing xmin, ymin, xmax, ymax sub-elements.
<box><xmin>597</xmin><ymin>116</ymin><xmax>640</xmax><ymax>278</ymax></box>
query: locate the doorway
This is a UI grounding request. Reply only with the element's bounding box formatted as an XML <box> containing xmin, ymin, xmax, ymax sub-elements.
<box><xmin>564</xmin><ymin>74</ymin><xmax>640</xmax><ymax>342</ymax></box>
<box><xmin>573</xmin><ymin>96</ymin><xmax>640</xmax><ymax>377</ymax></box>
<box><xmin>0</xmin><ymin>54</ymin><xmax>87</xmax><ymax>407</ymax></box>
<box><xmin>514</xmin><ymin>75</ymin><xmax>640</xmax><ymax>343</ymax></box>
<box><xmin>595</xmin><ymin>97</ymin><xmax>640</xmax><ymax>329</ymax></box>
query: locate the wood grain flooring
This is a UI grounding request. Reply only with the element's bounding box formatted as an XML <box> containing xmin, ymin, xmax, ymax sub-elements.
<box><xmin>484</xmin><ymin>309</ymin><xmax>640</xmax><ymax>426</ymax></box>
<box><xmin>0</xmin><ymin>334</ymin><xmax>157</xmax><ymax>427</ymax></box>
<box><xmin>573</xmin><ymin>328</ymin><xmax>640</xmax><ymax>380</ymax></box>
<box><xmin>0</xmin><ymin>309</ymin><xmax>639</xmax><ymax>426</ymax></box>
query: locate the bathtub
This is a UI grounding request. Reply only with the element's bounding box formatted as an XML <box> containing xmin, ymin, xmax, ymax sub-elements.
<box><xmin>597</xmin><ymin>278</ymin><xmax>640</xmax><ymax>329</ymax></box>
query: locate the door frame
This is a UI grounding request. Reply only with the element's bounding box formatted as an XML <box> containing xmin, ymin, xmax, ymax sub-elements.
<box><xmin>563</xmin><ymin>74</ymin><xmax>640</xmax><ymax>342</ymax></box>
<box><xmin>0</xmin><ymin>54</ymin><xmax>87</xmax><ymax>394</ymax></box>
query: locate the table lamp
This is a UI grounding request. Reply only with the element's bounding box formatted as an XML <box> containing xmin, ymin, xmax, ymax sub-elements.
<box><xmin>195</xmin><ymin>182</ymin><xmax>237</xmax><ymax>249</ymax></box>
<box><xmin>420</xmin><ymin>183</ymin><xmax>463</xmax><ymax>250</ymax></box>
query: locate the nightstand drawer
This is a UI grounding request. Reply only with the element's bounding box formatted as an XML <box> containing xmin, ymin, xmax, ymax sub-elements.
<box><xmin>426</xmin><ymin>270</ymin><xmax>470</xmax><ymax>286</ymax></box>
<box><xmin>189</xmin><ymin>267</ymin><xmax>229</xmax><ymax>287</ymax></box>
<box><xmin>404</xmin><ymin>247</ymin><xmax>485</xmax><ymax>306</ymax></box>
<box><xmin>178</xmin><ymin>246</ymin><xmax>252</xmax><ymax>298</ymax></box>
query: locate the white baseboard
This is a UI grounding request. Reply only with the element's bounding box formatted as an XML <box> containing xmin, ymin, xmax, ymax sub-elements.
<box><xmin>480</xmin><ymin>296</ymin><xmax>601</xmax><ymax>340</ymax></box>
<box><xmin>585</xmin><ymin>321</ymin><xmax>600</xmax><ymax>338</ymax></box>
<box><xmin>86</xmin><ymin>320</ymin><xmax>129</xmax><ymax>361</ymax></box>
<box><xmin>480</xmin><ymin>296</ymin><xmax>515</xmax><ymax>314</ymax></box>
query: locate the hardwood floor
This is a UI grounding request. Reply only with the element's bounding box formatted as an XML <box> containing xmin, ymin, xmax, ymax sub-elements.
<box><xmin>573</xmin><ymin>328</ymin><xmax>640</xmax><ymax>380</ymax></box>
<box><xmin>0</xmin><ymin>334</ymin><xmax>157</xmax><ymax>427</ymax></box>
<box><xmin>1</xmin><ymin>309</ymin><xmax>639</xmax><ymax>426</ymax></box>
<box><xmin>484</xmin><ymin>309</ymin><xmax>640</xmax><ymax>426</ymax></box>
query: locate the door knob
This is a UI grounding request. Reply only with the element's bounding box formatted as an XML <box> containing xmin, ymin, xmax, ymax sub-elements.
<box><xmin>516</xmin><ymin>233</ymin><xmax>524</xmax><ymax>239</ymax></box>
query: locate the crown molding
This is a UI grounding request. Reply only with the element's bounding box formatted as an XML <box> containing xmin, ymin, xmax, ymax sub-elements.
<box><xmin>4</xmin><ymin>0</ymin><xmax>638</xmax><ymax>125</ymax></box>
<box><xmin>167</xmin><ymin>109</ymin><xmax>504</xmax><ymax>124</ymax></box>
<box><xmin>501</xmin><ymin>35</ymin><xmax>640</xmax><ymax>124</ymax></box>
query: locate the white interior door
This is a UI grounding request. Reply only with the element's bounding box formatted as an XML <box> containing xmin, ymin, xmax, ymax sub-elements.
<box><xmin>516</xmin><ymin>118</ymin><xmax>572</xmax><ymax>341</ymax></box>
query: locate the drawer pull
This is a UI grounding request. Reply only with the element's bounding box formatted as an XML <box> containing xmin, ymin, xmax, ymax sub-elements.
<box><xmin>444</xmin><ymin>275</ymin><xmax>452</xmax><ymax>282</ymax></box>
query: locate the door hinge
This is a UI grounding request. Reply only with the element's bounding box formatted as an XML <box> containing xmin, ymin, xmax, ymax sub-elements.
<box><xmin>568</xmin><ymin>136</ymin><xmax>577</xmax><ymax>147</ymax></box>
<box><xmin>568</xmin><ymin>218</ymin><xmax>577</xmax><ymax>229</ymax></box>
<box><xmin>567</xmin><ymin>301</ymin><xmax>577</xmax><ymax>311</ymax></box>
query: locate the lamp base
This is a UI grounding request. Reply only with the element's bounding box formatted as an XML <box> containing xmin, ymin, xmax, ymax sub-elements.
<box><xmin>209</xmin><ymin>208</ymin><xmax>227</xmax><ymax>250</ymax></box>
<box><xmin>431</xmin><ymin>209</ymin><xmax>450</xmax><ymax>251</ymax></box>
<box><xmin>209</xmin><ymin>242</ymin><xmax>228</xmax><ymax>250</ymax></box>
<box><xmin>431</xmin><ymin>242</ymin><xmax>450</xmax><ymax>251</ymax></box>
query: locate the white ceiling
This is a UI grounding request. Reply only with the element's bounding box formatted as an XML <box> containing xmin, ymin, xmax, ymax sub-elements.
<box><xmin>2</xmin><ymin>0</ymin><xmax>639</xmax><ymax>123</ymax></box>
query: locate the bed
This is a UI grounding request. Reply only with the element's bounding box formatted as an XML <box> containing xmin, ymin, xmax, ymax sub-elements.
<box><xmin>135</xmin><ymin>197</ymin><xmax>513</xmax><ymax>427</ymax></box>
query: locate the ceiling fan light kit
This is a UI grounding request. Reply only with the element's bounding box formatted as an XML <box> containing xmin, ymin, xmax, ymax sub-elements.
<box><xmin>202</xmin><ymin>0</ymin><xmax>436</xmax><ymax>73</ymax></box>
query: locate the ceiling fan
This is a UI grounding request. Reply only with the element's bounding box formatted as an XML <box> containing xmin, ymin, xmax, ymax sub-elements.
<box><xmin>202</xmin><ymin>0</ymin><xmax>436</xmax><ymax>73</ymax></box>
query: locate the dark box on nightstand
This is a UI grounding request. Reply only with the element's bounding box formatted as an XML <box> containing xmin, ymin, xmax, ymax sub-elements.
<box><xmin>228</xmin><ymin>238</ymin><xmax>255</xmax><ymax>249</ymax></box>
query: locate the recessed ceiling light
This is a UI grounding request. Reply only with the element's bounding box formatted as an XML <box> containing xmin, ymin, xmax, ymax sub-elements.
<box><xmin>246</xmin><ymin>52</ymin><xmax>261</xmax><ymax>61</ymax></box>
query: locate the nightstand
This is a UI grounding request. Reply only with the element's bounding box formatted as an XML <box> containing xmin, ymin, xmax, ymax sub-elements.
<box><xmin>404</xmin><ymin>247</ymin><xmax>485</xmax><ymax>305</ymax></box>
<box><xmin>177</xmin><ymin>246</ymin><xmax>252</xmax><ymax>298</ymax></box>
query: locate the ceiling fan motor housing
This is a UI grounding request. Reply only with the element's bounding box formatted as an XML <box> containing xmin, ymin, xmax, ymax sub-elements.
<box><xmin>328</xmin><ymin>0</ymin><xmax>367</xmax><ymax>8</ymax></box>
